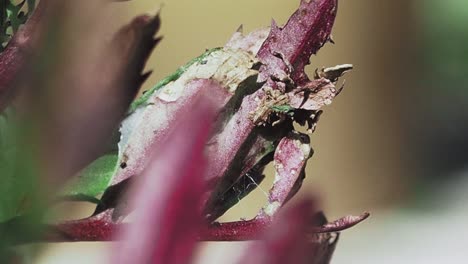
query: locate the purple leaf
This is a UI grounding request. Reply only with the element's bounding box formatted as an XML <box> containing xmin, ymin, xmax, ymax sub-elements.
<box><xmin>312</xmin><ymin>212</ymin><xmax>370</xmax><ymax>233</ymax></box>
<box><xmin>20</xmin><ymin>2</ymin><xmax>161</xmax><ymax>188</ymax></box>
<box><xmin>257</xmin><ymin>0</ymin><xmax>338</xmax><ymax>87</ymax></box>
<box><xmin>112</xmin><ymin>84</ymin><xmax>223</xmax><ymax>264</ymax></box>
<box><xmin>259</xmin><ymin>132</ymin><xmax>311</xmax><ymax>218</ymax></box>
<box><xmin>225</xmin><ymin>27</ymin><xmax>270</xmax><ymax>55</ymax></box>
<box><xmin>238</xmin><ymin>199</ymin><xmax>318</xmax><ymax>264</ymax></box>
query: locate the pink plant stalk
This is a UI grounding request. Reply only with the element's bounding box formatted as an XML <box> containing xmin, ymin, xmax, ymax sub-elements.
<box><xmin>113</xmin><ymin>91</ymin><xmax>221</xmax><ymax>264</ymax></box>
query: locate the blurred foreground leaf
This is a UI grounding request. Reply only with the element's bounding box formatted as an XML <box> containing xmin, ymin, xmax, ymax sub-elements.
<box><xmin>0</xmin><ymin>109</ymin><xmax>19</xmax><ymax>222</ymax></box>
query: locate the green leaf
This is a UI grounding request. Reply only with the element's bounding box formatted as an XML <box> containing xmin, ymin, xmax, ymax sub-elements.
<box><xmin>0</xmin><ymin>108</ymin><xmax>39</xmax><ymax>223</ymax></box>
<box><xmin>129</xmin><ymin>47</ymin><xmax>222</xmax><ymax>112</ymax></box>
<box><xmin>0</xmin><ymin>110</ymin><xmax>19</xmax><ymax>221</ymax></box>
<box><xmin>62</xmin><ymin>154</ymin><xmax>119</xmax><ymax>197</ymax></box>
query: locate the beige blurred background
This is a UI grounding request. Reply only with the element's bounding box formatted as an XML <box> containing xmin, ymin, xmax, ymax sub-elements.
<box><xmin>38</xmin><ymin>0</ymin><xmax>468</xmax><ymax>263</ymax></box>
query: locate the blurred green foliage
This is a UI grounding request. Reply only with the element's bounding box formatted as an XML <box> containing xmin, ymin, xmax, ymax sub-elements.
<box><xmin>0</xmin><ymin>109</ymin><xmax>20</xmax><ymax>222</ymax></box>
<box><xmin>0</xmin><ymin>109</ymin><xmax>42</xmax><ymax>260</ymax></box>
<box><xmin>409</xmin><ymin>0</ymin><xmax>468</xmax><ymax>203</ymax></box>
<box><xmin>420</xmin><ymin>0</ymin><xmax>468</xmax><ymax>87</ymax></box>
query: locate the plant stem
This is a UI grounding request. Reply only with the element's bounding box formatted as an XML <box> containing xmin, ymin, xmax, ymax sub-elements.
<box><xmin>26</xmin><ymin>212</ymin><xmax>369</xmax><ymax>243</ymax></box>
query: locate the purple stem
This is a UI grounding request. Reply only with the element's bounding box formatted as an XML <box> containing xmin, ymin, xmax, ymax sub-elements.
<box><xmin>42</xmin><ymin>211</ymin><xmax>367</xmax><ymax>243</ymax></box>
